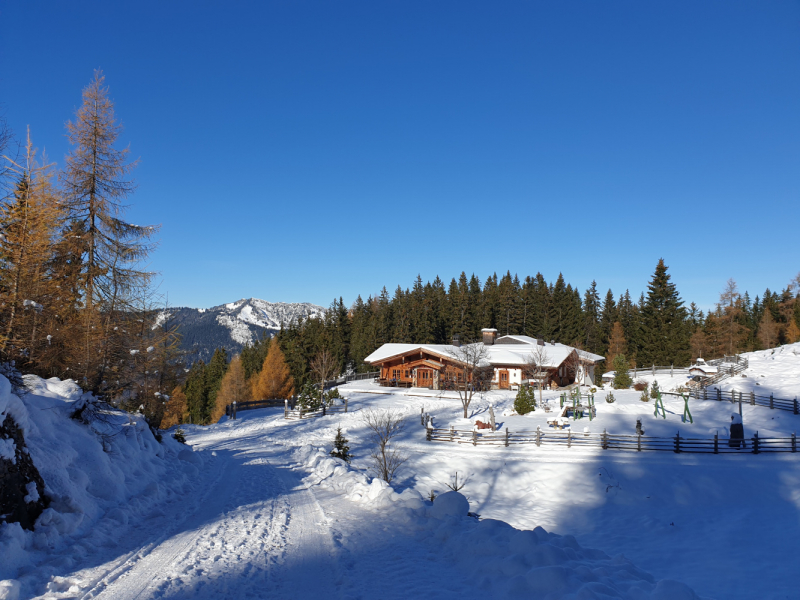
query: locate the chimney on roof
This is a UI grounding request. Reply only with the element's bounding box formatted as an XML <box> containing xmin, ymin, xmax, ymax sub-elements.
<box><xmin>537</xmin><ymin>337</ymin><xmax>544</xmax><ymax>346</ymax></box>
<box><xmin>551</xmin><ymin>339</ymin><xmax>555</xmax><ymax>345</ymax></box>
<box><xmin>451</xmin><ymin>334</ymin><xmax>461</xmax><ymax>348</ymax></box>
<box><xmin>482</xmin><ymin>328</ymin><xmax>498</xmax><ymax>346</ymax></box>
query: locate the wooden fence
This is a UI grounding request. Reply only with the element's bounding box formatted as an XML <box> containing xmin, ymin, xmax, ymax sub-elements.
<box><xmin>225</xmin><ymin>397</ymin><xmax>350</xmax><ymax>420</ymax></box>
<box><xmin>683</xmin><ymin>388</ymin><xmax>799</xmax><ymax>414</ymax></box>
<box><xmin>284</xmin><ymin>398</ymin><xmax>349</xmax><ymax>420</ymax></box>
<box><xmin>425</xmin><ymin>425</ymin><xmax>798</xmax><ymax>454</ymax></box>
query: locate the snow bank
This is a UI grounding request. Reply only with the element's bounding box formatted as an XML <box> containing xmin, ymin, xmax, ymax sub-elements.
<box><xmin>294</xmin><ymin>444</ymin><xmax>700</xmax><ymax>599</ymax></box>
<box><xmin>0</xmin><ymin>373</ymin><xmax>203</xmax><ymax>597</ymax></box>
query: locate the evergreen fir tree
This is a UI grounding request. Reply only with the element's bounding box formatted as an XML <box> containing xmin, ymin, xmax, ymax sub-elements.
<box><xmin>612</xmin><ymin>354</ymin><xmax>632</xmax><ymax>389</ymax></box>
<box><xmin>514</xmin><ymin>385</ymin><xmax>536</xmax><ymax>415</ymax></box>
<box><xmin>638</xmin><ymin>260</ymin><xmax>690</xmax><ymax>366</ymax></box>
<box><xmin>330</xmin><ymin>426</ymin><xmax>352</xmax><ymax>463</ymax></box>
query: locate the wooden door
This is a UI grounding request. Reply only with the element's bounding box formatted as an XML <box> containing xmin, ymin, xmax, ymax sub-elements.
<box><xmin>499</xmin><ymin>370</ymin><xmax>509</xmax><ymax>389</ymax></box>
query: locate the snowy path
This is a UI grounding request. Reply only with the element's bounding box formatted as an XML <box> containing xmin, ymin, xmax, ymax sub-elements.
<box><xmin>48</xmin><ymin>436</ymin><xmax>340</xmax><ymax>599</ymax></box>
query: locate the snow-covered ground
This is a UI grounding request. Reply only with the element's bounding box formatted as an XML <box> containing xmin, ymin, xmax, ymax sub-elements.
<box><xmin>1</xmin><ymin>344</ymin><xmax>799</xmax><ymax>599</ymax></box>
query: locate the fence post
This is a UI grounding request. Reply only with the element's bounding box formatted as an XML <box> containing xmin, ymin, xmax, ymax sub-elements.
<box><xmin>602</xmin><ymin>429</ymin><xmax>608</xmax><ymax>450</ymax></box>
<box><xmin>299</xmin><ymin>406</ymin><xmax>303</xmax><ymax>419</ymax></box>
<box><xmin>536</xmin><ymin>426</ymin><xmax>541</xmax><ymax>447</ymax></box>
<box><xmin>704</xmin><ymin>388</ymin><xmax>708</xmax><ymax>401</ymax></box>
<box><xmin>770</xmin><ymin>394</ymin><xmax>774</xmax><ymax>410</ymax></box>
<box><xmin>505</xmin><ymin>427</ymin><xmax>510</xmax><ymax>447</ymax></box>
<box><xmin>792</xmin><ymin>432</ymin><xmax>796</xmax><ymax>453</ymax></box>
<box><xmin>752</xmin><ymin>432</ymin><xmax>760</xmax><ymax>454</ymax></box>
<box><xmin>794</xmin><ymin>399</ymin><xmax>798</xmax><ymax>415</ymax></box>
<box><xmin>426</xmin><ymin>424</ymin><xmax>432</xmax><ymax>442</ymax></box>
<box><xmin>421</xmin><ymin>407</ymin><xmax>425</xmax><ymax>426</ymax></box>
<box><xmin>450</xmin><ymin>424</ymin><xmax>455</xmax><ymax>442</ymax></box>
<box><xmin>717</xmin><ymin>389</ymin><xmax>721</xmax><ymax>401</ymax></box>
<box><xmin>674</xmin><ymin>432</ymin><xmax>681</xmax><ymax>453</ymax></box>
<box><xmin>652</xmin><ymin>364</ymin><xmax>655</xmax><ymax>376</ymax></box>
<box><xmin>284</xmin><ymin>399</ymin><xmax>288</xmax><ymax>419</ymax></box>
<box><xmin>344</xmin><ymin>398</ymin><xmax>348</xmax><ymax>413</ymax></box>
<box><xmin>750</xmin><ymin>391</ymin><xmax>755</xmax><ymax>406</ymax></box>
<box><xmin>322</xmin><ymin>405</ymin><xmax>326</xmax><ymax>417</ymax></box>
<box><xmin>730</xmin><ymin>390</ymin><xmax>735</xmax><ymax>404</ymax></box>
<box><xmin>714</xmin><ymin>432</ymin><xmax>718</xmax><ymax>454</ymax></box>
<box><xmin>567</xmin><ymin>429</ymin><xmax>572</xmax><ymax>448</ymax></box>
<box><xmin>637</xmin><ymin>434</ymin><xmax>641</xmax><ymax>452</ymax></box>
<box><xmin>472</xmin><ymin>429</ymin><xmax>477</xmax><ymax>446</ymax></box>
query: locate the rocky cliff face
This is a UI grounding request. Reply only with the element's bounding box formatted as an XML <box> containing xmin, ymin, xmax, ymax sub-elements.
<box><xmin>0</xmin><ymin>414</ymin><xmax>47</xmax><ymax>530</ymax></box>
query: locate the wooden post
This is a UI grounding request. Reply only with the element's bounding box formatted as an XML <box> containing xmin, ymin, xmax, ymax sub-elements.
<box><xmin>567</xmin><ymin>429</ymin><xmax>572</xmax><ymax>448</ymax></box>
<box><xmin>730</xmin><ymin>390</ymin><xmax>735</xmax><ymax>404</ymax></box>
<box><xmin>505</xmin><ymin>428</ymin><xmax>510</xmax><ymax>447</ymax></box>
<box><xmin>421</xmin><ymin>407</ymin><xmax>425</xmax><ymax>426</ymax></box>
<box><xmin>752</xmin><ymin>432</ymin><xmax>760</xmax><ymax>454</ymax></box>
<box><xmin>426</xmin><ymin>424</ymin><xmax>432</xmax><ymax>442</ymax></box>
<box><xmin>717</xmin><ymin>389</ymin><xmax>721</xmax><ymax>401</ymax></box>
<box><xmin>652</xmin><ymin>364</ymin><xmax>655</xmax><ymax>376</ymax></box>
<box><xmin>750</xmin><ymin>391</ymin><xmax>755</xmax><ymax>406</ymax></box>
<box><xmin>450</xmin><ymin>424</ymin><xmax>455</xmax><ymax>442</ymax></box>
<box><xmin>794</xmin><ymin>399</ymin><xmax>798</xmax><ymax>415</ymax></box>
<box><xmin>714</xmin><ymin>432</ymin><xmax>718</xmax><ymax>454</ymax></box>
<box><xmin>770</xmin><ymin>394</ymin><xmax>774</xmax><ymax>410</ymax></box>
<box><xmin>674</xmin><ymin>432</ymin><xmax>681</xmax><ymax>453</ymax></box>
<box><xmin>637</xmin><ymin>434</ymin><xmax>641</xmax><ymax>452</ymax></box>
<box><xmin>284</xmin><ymin>399</ymin><xmax>288</xmax><ymax>419</ymax></box>
<box><xmin>322</xmin><ymin>405</ymin><xmax>326</xmax><ymax>417</ymax></box>
<box><xmin>299</xmin><ymin>406</ymin><xmax>303</xmax><ymax>420</ymax></box>
<box><xmin>472</xmin><ymin>430</ymin><xmax>477</xmax><ymax>447</ymax></box>
<box><xmin>344</xmin><ymin>398</ymin><xmax>348</xmax><ymax>413</ymax></box>
<box><xmin>704</xmin><ymin>388</ymin><xmax>708</xmax><ymax>401</ymax></box>
<box><xmin>792</xmin><ymin>432</ymin><xmax>796</xmax><ymax>453</ymax></box>
<box><xmin>535</xmin><ymin>426</ymin><xmax>541</xmax><ymax>447</ymax></box>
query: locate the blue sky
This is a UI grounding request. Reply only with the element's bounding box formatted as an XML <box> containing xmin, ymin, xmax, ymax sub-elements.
<box><xmin>1</xmin><ymin>1</ymin><xmax>798</xmax><ymax>311</ymax></box>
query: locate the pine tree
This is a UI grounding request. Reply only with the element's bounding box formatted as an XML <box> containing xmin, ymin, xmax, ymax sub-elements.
<box><xmin>212</xmin><ymin>355</ymin><xmax>250</xmax><ymax>422</ymax></box>
<box><xmin>638</xmin><ymin>260</ymin><xmax>690</xmax><ymax>366</ymax></box>
<box><xmin>583</xmin><ymin>281</ymin><xmax>601</xmax><ymax>353</ymax></box>
<box><xmin>184</xmin><ymin>360</ymin><xmax>207</xmax><ymax>425</ymax></box>
<box><xmin>514</xmin><ymin>385</ymin><xmax>536</xmax><ymax>415</ymax></box>
<box><xmin>612</xmin><ymin>354</ymin><xmax>632</xmax><ymax>389</ymax></box>
<box><xmin>62</xmin><ymin>70</ymin><xmax>159</xmax><ymax>390</ymax></box>
<box><xmin>203</xmin><ymin>348</ymin><xmax>228</xmax><ymax>423</ymax></box>
<box><xmin>330</xmin><ymin>426</ymin><xmax>352</xmax><ymax>463</ymax></box>
<box><xmin>0</xmin><ymin>129</ymin><xmax>63</xmax><ymax>367</ymax></box>
<box><xmin>161</xmin><ymin>385</ymin><xmax>189</xmax><ymax>429</ymax></box>
<box><xmin>252</xmin><ymin>337</ymin><xmax>294</xmax><ymax>400</ymax></box>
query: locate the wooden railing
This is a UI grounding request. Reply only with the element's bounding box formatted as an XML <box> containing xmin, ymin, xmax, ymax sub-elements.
<box><xmin>685</xmin><ymin>388</ymin><xmax>799</xmax><ymax>414</ymax></box>
<box><xmin>425</xmin><ymin>425</ymin><xmax>798</xmax><ymax>454</ymax></box>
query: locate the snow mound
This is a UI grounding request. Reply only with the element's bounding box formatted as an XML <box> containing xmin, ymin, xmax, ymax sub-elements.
<box><xmin>294</xmin><ymin>443</ymin><xmax>701</xmax><ymax>599</ymax></box>
<box><xmin>0</xmin><ymin>373</ymin><xmax>202</xmax><ymax>596</ymax></box>
<box><xmin>430</xmin><ymin>491</ymin><xmax>469</xmax><ymax>518</ymax></box>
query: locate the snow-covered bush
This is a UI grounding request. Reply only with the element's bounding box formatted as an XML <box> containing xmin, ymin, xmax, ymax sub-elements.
<box><xmin>605</xmin><ymin>392</ymin><xmax>616</xmax><ymax>403</ymax></box>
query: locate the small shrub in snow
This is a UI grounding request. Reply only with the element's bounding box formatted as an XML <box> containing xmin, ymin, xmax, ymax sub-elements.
<box><xmin>362</xmin><ymin>409</ymin><xmax>407</xmax><ymax>483</ymax></box>
<box><xmin>297</xmin><ymin>382</ymin><xmax>322</xmax><ymax>411</ymax></box>
<box><xmin>514</xmin><ymin>385</ymin><xmax>536</xmax><ymax>415</ymax></box>
<box><xmin>650</xmin><ymin>380</ymin><xmax>660</xmax><ymax>399</ymax></box>
<box><xmin>325</xmin><ymin>387</ymin><xmax>342</xmax><ymax>405</ymax></box>
<box><xmin>445</xmin><ymin>471</ymin><xmax>467</xmax><ymax>492</ymax></box>
<box><xmin>330</xmin><ymin>426</ymin><xmax>352</xmax><ymax>464</ymax></box>
<box><xmin>605</xmin><ymin>392</ymin><xmax>616</xmax><ymax>403</ymax></box>
<box><xmin>633</xmin><ymin>380</ymin><xmax>647</xmax><ymax>391</ymax></box>
<box><xmin>173</xmin><ymin>428</ymin><xmax>186</xmax><ymax>444</ymax></box>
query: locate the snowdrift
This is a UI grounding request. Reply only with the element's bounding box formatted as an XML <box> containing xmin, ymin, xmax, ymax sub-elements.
<box><xmin>294</xmin><ymin>444</ymin><xmax>701</xmax><ymax>599</ymax></box>
<box><xmin>0</xmin><ymin>374</ymin><xmax>203</xmax><ymax>599</ymax></box>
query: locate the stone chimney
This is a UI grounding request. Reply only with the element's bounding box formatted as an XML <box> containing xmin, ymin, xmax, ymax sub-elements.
<box><xmin>451</xmin><ymin>334</ymin><xmax>461</xmax><ymax>348</ymax></box>
<box><xmin>537</xmin><ymin>337</ymin><xmax>544</xmax><ymax>346</ymax></box>
<box><xmin>482</xmin><ymin>328</ymin><xmax>498</xmax><ymax>346</ymax></box>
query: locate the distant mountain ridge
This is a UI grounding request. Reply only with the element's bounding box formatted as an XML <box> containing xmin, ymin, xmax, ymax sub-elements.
<box><xmin>162</xmin><ymin>298</ymin><xmax>325</xmax><ymax>364</ymax></box>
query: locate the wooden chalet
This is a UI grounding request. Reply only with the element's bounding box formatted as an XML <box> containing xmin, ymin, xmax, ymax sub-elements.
<box><xmin>364</xmin><ymin>329</ymin><xmax>604</xmax><ymax>391</ymax></box>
